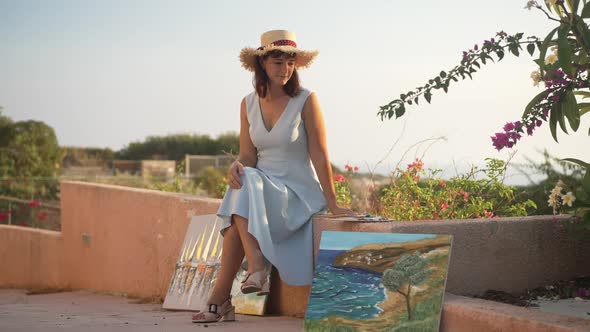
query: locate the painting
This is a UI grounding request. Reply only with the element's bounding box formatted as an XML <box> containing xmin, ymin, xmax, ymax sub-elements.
<box><xmin>163</xmin><ymin>214</ymin><xmax>224</xmax><ymax>310</ymax></box>
<box><xmin>304</xmin><ymin>231</ymin><xmax>453</xmax><ymax>332</ymax></box>
<box><xmin>163</xmin><ymin>214</ymin><xmax>270</xmax><ymax>315</ymax></box>
<box><xmin>230</xmin><ymin>258</ymin><xmax>272</xmax><ymax>315</ymax></box>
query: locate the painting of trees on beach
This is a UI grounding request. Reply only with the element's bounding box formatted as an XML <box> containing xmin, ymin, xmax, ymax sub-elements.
<box><xmin>304</xmin><ymin>231</ymin><xmax>452</xmax><ymax>332</ymax></box>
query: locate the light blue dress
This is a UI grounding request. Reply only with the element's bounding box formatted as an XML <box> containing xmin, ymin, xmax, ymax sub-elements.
<box><xmin>217</xmin><ymin>87</ymin><xmax>327</xmax><ymax>286</ymax></box>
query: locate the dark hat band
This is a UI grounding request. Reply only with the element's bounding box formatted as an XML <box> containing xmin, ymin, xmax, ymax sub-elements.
<box><xmin>257</xmin><ymin>39</ymin><xmax>297</xmax><ymax>50</ymax></box>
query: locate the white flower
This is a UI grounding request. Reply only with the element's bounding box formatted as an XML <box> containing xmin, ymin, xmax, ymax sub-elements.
<box><xmin>562</xmin><ymin>192</ymin><xmax>576</xmax><ymax>207</ymax></box>
<box><xmin>525</xmin><ymin>0</ymin><xmax>538</xmax><ymax>9</ymax></box>
<box><xmin>550</xmin><ymin>186</ymin><xmax>563</xmax><ymax>196</ymax></box>
<box><xmin>531</xmin><ymin>70</ymin><xmax>541</xmax><ymax>87</ymax></box>
<box><xmin>545</xmin><ymin>54</ymin><xmax>558</xmax><ymax>65</ymax></box>
<box><xmin>547</xmin><ymin>193</ymin><xmax>559</xmax><ymax>206</ymax></box>
<box><xmin>550</xmin><ymin>46</ymin><xmax>559</xmax><ymax>56</ymax></box>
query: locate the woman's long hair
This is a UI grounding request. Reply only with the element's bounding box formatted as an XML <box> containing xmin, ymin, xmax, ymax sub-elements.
<box><xmin>253</xmin><ymin>50</ymin><xmax>300</xmax><ymax>98</ymax></box>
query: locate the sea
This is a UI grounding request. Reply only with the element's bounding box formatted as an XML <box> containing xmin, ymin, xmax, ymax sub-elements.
<box><xmin>305</xmin><ymin>249</ymin><xmax>385</xmax><ymax>320</ymax></box>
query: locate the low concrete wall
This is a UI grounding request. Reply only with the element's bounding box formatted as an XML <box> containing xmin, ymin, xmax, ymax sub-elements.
<box><xmin>313</xmin><ymin>215</ymin><xmax>590</xmax><ymax>295</ymax></box>
<box><xmin>60</xmin><ymin>181</ymin><xmax>220</xmax><ymax>298</ymax></box>
<box><xmin>2</xmin><ymin>181</ymin><xmax>590</xmax><ymax>322</ymax></box>
<box><xmin>0</xmin><ymin>225</ymin><xmax>64</xmax><ymax>290</ymax></box>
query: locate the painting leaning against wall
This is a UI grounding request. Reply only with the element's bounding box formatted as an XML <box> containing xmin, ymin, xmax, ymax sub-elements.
<box><xmin>304</xmin><ymin>231</ymin><xmax>453</xmax><ymax>332</ymax></box>
<box><xmin>163</xmin><ymin>214</ymin><xmax>270</xmax><ymax>315</ymax></box>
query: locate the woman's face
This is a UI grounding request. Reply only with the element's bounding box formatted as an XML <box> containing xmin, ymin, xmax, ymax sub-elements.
<box><xmin>262</xmin><ymin>54</ymin><xmax>296</xmax><ymax>87</ymax></box>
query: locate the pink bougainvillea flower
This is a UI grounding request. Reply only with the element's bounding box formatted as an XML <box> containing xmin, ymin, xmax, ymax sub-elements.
<box><xmin>439</xmin><ymin>180</ymin><xmax>446</xmax><ymax>187</ymax></box>
<box><xmin>333</xmin><ymin>174</ymin><xmax>346</xmax><ymax>183</ymax></box>
<box><xmin>27</xmin><ymin>200</ymin><xmax>41</xmax><ymax>208</ymax></box>
<box><xmin>440</xmin><ymin>202</ymin><xmax>449</xmax><ymax>211</ymax></box>
<box><xmin>354</xmin><ymin>166</ymin><xmax>359</xmax><ymax>171</ymax></box>
<box><xmin>7</xmin><ymin>210</ymin><xmax>13</xmax><ymax>215</ymax></box>
<box><xmin>0</xmin><ymin>212</ymin><xmax>7</xmax><ymax>221</ymax></box>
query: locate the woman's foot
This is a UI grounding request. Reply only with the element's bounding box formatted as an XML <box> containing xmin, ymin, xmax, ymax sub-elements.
<box><xmin>191</xmin><ymin>297</ymin><xmax>235</xmax><ymax>323</ymax></box>
<box><xmin>240</xmin><ymin>267</ymin><xmax>270</xmax><ymax>295</ymax></box>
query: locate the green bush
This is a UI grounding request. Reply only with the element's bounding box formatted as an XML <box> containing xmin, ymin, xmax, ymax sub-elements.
<box><xmin>193</xmin><ymin>166</ymin><xmax>228</xmax><ymax>199</ymax></box>
<box><xmin>377</xmin><ymin>158</ymin><xmax>537</xmax><ymax>220</ymax></box>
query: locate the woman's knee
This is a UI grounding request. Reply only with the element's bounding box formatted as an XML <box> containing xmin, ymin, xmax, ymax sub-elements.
<box><xmin>231</xmin><ymin>214</ymin><xmax>248</xmax><ymax>224</ymax></box>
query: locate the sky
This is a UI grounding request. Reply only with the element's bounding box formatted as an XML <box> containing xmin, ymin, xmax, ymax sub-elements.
<box><xmin>320</xmin><ymin>231</ymin><xmax>435</xmax><ymax>250</ymax></box>
<box><xmin>1</xmin><ymin>0</ymin><xmax>589</xmax><ymax>184</ymax></box>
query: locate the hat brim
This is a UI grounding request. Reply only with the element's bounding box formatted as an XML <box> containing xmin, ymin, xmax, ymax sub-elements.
<box><xmin>239</xmin><ymin>45</ymin><xmax>319</xmax><ymax>72</ymax></box>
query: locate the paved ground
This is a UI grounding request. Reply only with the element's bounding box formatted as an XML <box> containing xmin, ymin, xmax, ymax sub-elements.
<box><xmin>0</xmin><ymin>289</ymin><xmax>303</xmax><ymax>332</ymax></box>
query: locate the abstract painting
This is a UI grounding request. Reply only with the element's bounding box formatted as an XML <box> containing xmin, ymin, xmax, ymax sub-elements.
<box><xmin>163</xmin><ymin>215</ymin><xmax>224</xmax><ymax>310</ymax></box>
<box><xmin>163</xmin><ymin>214</ymin><xmax>270</xmax><ymax>315</ymax></box>
<box><xmin>230</xmin><ymin>258</ymin><xmax>272</xmax><ymax>315</ymax></box>
<box><xmin>304</xmin><ymin>231</ymin><xmax>452</xmax><ymax>332</ymax></box>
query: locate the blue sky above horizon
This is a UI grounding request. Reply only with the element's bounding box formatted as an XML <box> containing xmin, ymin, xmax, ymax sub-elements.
<box><xmin>1</xmin><ymin>0</ymin><xmax>589</xmax><ymax>184</ymax></box>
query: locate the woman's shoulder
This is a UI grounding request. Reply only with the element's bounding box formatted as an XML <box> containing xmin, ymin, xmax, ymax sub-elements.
<box><xmin>296</xmin><ymin>87</ymin><xmax>314</xmax><ymax>102</ymax></box>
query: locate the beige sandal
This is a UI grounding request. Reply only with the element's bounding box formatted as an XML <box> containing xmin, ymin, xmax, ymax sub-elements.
<box><xmin>191</xmin><ymin>297</ymin><xmax>235</xmax><ymax>323</ymax></box>
<box><xmin>240</xmin><ymin>269</ymin><xmax>270</xmax><ymax>296</ymax></box>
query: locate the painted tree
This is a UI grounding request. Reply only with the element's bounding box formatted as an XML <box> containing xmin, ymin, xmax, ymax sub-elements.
<box><xmin>382</xmin><ymin>252</ymin><xmax>431</xmax><ymax>320</ymax></box>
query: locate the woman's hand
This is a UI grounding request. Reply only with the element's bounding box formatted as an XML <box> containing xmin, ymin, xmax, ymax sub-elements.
<box><xmin>227</xmin><ymin>160</ymin><xmax>245</xmax><ymax>189</ymax></box>
<box><xmin>329</xmin><ymin>205</ymin><xmax>359</xmax><ymax>217</ymax></box>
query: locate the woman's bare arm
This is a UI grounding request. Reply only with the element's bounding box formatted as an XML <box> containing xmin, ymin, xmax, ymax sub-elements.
<box><xmin>227</xmin><ymin>98</ymin><xmax>257</xmax><ymax>189</ymax></box>
<box><xmin>302</xmin><ymin>92</ymin><xmax>356</xmax><ymax>215</ymax></box>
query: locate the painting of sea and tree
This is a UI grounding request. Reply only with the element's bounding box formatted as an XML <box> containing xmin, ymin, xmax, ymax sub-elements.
<box><xmin>163</xmin><ymin>215</ymin><xmax>224</xmax><ymax>311</ymax></box>
<box><xmin>304</xmin><ymin>231</ymin><xmax>452</xmax><ymax>332</ymax></box>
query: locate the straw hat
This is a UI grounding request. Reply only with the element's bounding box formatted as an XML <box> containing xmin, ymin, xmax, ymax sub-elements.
<box><xmin>239</xmin><ymin>30</ymin><xmax>319</xmax><ymax>72</ymax></box>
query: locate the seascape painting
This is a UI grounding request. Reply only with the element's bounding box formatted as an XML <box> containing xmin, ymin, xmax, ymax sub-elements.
<box><xmin>163</xmin><ymin>214</ymin><xmax>270</xmax><ymax>315</ymax></box>
<box><xmin>304</xmin><ymin>231</ymin><xmax>453</xmax><ymax>332</ymax></box>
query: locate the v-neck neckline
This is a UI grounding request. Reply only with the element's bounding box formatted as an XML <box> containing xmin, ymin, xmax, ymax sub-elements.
<box><xmin>257</xmin><ymin>95</ymin><xmax>293</xmax><ymax>134</ymax></box>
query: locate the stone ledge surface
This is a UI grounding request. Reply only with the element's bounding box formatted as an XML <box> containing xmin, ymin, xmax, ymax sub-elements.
<box><xmin>442</xmin><ymin>293</ymin><xmax>590</xmax><ymax>332</ymax></box>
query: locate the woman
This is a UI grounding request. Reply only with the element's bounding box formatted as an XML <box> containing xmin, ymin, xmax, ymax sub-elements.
<box><xmin>192</xmin><ymin>29</ymin><xmax>357</xmax><ymax>323</ymax></box>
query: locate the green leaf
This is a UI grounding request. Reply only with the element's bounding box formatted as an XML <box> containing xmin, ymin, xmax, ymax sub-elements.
<box><xmin>538</xmin><ymin>27</ymin><xmax>559</xmax><ymax>73</ymax></box>
<box><xmin>395</xmin><ymin>103</ymin><xmax>406</xmax><ymax>119</ymax></box>
<box><xmin>523</xmin><ymin>90</ymin><xmax>550</xmax><ymax>117</ymax></box>
<box><xmin>564</xmin><ymin>158</ymin><xmax>590</xmax><ymax>193</ymax></box>
<box><xmin>563</xmin><ymin>91</ymin><xmax>581</xmax><ymax>131</ymax></box>
<box><xmin>509</xmin><ymin>43</ymin><xmax>520</xmax><ymax>56</ymax></box>
<box><xmin>558</xmin><ymin>25</ymin><xmax>574</xmax><ymax>76</ymax></box>
<box><xmin>582</xmin><ymin>1</ymin><xmax>590</xmax><ymax>18</ymax></box>
<box><xmin>549</xmin><ymin>102</ymin><xmax>559</xmax><ymax>142</ymax></box>
<box><xmin>527</xmin><ymin>43</ymin><xmax>535</xmax><ymax>56</ymax></box>
<box><xmin>579</xmin><ymin>103</ymin><xmax>590</xmax><ymax>116</ymax></box>
<box><xmin>574</xmin><ymin>91</ymin><xmax>590</xmax><ymax>98</ymax></box>
<box><xmin>414</xmin><ymin>96</ymin><xmax>419</xmax><ymax>105</ymax></box>
<box><xmin>424</xmin><ymin>91</ymin><xmax>432</xmax><ymax>104</ymax></box>
<box><xmin>496</xmin><ymin>50</ymin><xmax>504</xmax><ymax>61</ymax></box>
<box><xmin>574</xmin><ymin>0</ymin><xmax>580</xmax><ymax>13</ymax></box>
<box><xmin>574</xmin><ymin>19</ymin><xmax>590</xmax><ymax>54</ymax></box>
<box><xmin>440</xmin><ymin>71</ymin><xmax>447</xmax><ymax>78</ymax></box>
<box><xmin>555</xmin><ymin>101</ymin><xmax>569</xmax><ymax>134</ymax></box>
<box><xmin>563</xmin><ymin>158</ymin><xmax>590</xmax><ymax>168</ymax></box>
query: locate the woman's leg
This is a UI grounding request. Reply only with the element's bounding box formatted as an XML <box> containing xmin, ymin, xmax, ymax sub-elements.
<box><xmin>232</xmin><ymin>214</ymin><xmax>265</xmax><ymax>273</ymax></box>
<box><xmin>207</xmin><ymin>219</ymin><xmax>244</xmax><ymax>304</ymax></box>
